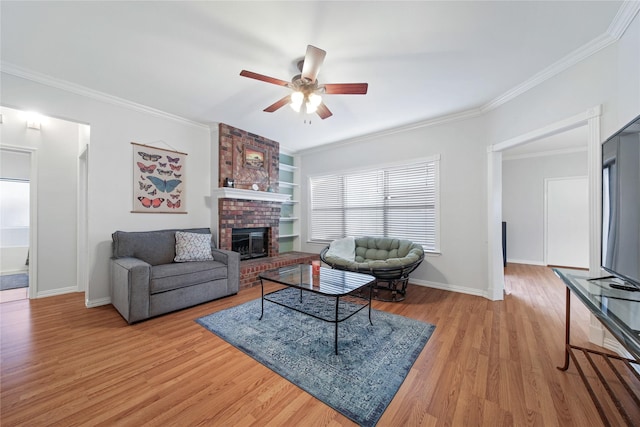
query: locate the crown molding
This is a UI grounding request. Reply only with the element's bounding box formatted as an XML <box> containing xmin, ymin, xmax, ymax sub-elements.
<box><xmin>481</xmin><ymin>33</ymin><xmax>617</xmax><ymax>112</ymax></box>
<box><xmin>0</xmin><ymin>62</ymin><xmax>210</xmax><ymax>130</ymax></box>
<box><xmin>298</xmin><ymin>107</ymin><xmax>484</xmax><ymax>155</ymax></box>
<box><xmin>607</xmin><ymin>0</ymin><xmax>640</xmax><ymax>39</ymax></box>
<box><xmin>3</xmin><ymin>2</ymin><xmax>637</xmax><ymax>149</ymax></box>
<box><xmin>482</xmin><ymin>1</ymin><xmax>639</xmax><ymax>113</ymax></box>
<box><xmin>301</xmin><ymin>3</ymin><xmax>635</xmax><ymax>155</ymax></box>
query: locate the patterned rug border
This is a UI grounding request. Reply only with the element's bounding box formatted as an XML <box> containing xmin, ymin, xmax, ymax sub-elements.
<box><xmin>196</xmin><ymin>291</ymin><xmax>435</xmax><ymax>426</ymax></box>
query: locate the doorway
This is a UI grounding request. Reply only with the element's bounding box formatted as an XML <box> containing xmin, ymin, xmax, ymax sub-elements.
<box><xmin>544</xmin><ymin>176</ymin><xmax>589</xmax><ymax>268</ymax></box>
<box><xmin>487</xmin><ymin>106</ymin><xmax>602</xmax><ymax>300</ymax></box>
<box><xmin>0</xmin><ymin>147</ymin><xmax>37</xmax><ymax>301</ymax></box>
<box><xmin>0</xmin><ymin>106</ymin><xmax>89</xmax><ymax>302</ymax></box>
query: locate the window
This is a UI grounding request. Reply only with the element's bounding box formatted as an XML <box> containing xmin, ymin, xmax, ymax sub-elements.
<box><xmin>309</xmin><ymin>156</ymin><xmax>440</xmax><ymax>252</ymax></box>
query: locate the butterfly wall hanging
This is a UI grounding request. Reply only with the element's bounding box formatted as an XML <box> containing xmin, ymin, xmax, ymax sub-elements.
<box><xmin>131</xmin><ymin>142</ymin><xmax>187</xmax><ymax>213</ymax></box>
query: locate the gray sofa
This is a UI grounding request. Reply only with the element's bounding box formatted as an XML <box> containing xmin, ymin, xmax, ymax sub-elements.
<box><xmin>110</xmin><ymin>228</ymin><xmax>239</xmax><ymax>323</ymax></box>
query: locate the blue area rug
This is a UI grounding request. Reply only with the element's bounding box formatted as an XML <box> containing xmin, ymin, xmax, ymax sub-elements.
<box><xmin>196</xmin><ymin>288</ymin><xmax>435</xmax><ymax>426</ymax></box>
<box><xmin>0</xmin><ymin>273</ymin><xmax>28</xmax><ymax>291</ymax></box>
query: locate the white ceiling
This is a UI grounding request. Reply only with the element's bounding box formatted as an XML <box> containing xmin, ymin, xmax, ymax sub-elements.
<box><xmin>0</xmin><ymin>1</ymin><xmax>627</xmax><ymax>152</ymax></box>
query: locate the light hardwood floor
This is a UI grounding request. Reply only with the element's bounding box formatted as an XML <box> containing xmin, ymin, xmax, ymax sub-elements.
<box><xmin>1</xmin><ymin>264</ymin><xmax>638</xmax><ymax>426</ymax></box>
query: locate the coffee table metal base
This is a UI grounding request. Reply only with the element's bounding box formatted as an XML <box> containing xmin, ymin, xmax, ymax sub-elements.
<box><xmin>259</xmin><ymin>283</ymin><xmax>373</xmax><ymax>355</ymax></box>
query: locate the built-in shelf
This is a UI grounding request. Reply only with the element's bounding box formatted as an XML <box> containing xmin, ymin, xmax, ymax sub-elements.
<box><xmin>212</xmin><ymin>188</ymin><xmax>291</xmax><ymax>203</ymax></box>
<box><xmin>279</xmin><ymin>153</ymin><xmax>299</xmax><ymax>253</ymax></box>
<box><xmin>279</xmin><ymin>164</ymin><xmax>298</xmax><ymax>172</ymax></box>
<box><xmin>278</xmin><ymin>181</ymin><xmax>298</xmax><ymax>188</ymax></box>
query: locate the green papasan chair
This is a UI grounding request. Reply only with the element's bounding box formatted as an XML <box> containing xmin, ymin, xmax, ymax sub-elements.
<box><xmin>320</xmin><ymin>236</ymin><xmax>425</xmax><ymax>301</ymax></box>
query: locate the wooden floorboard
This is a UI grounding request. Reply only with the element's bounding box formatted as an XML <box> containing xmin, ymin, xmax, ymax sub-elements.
<box><xmin>1</xmin><ymin>264</ymin><xmax>636</xmax><ymax>426</ymax></box>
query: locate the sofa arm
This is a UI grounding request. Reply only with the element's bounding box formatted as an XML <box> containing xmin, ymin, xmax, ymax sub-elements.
<box><xmin>212</xmin><ymin>249</ymin><xmax>240</xmax><ymax>294</ymax></box>
<box><xmin>110</xmin><ymin>257</ymin><xmax>151</xmax><ymax>324</ymax></box>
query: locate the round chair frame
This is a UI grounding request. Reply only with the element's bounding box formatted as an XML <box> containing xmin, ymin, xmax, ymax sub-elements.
<box><xmin>319</xmin><ymin>245</ymin><xmax>424</xmax><ymax>302</ymax></box>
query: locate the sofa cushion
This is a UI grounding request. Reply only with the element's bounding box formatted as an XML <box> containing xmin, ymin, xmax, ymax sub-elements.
<box><xmin>150</xmin><ymin>260</ymin><xmax>227</xmax><ymax>294</ymax></box>
<box><xmin>353</xmin><ymin>237</ymin><xmax>417</xmax><ymax>262</ymax></box>
<box><xmin>174</xmin><ymin>231</ymin><xmax>214</xmax><ymax>262</ymax></box>
<box><xmin>112</xmin><ymin>228</ymin><xmax>211</xmax><ymax>266</ymax></box>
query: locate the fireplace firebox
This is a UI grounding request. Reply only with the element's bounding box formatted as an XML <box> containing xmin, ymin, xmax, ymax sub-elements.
<box><xmin>232</xmin><ymin>227</ymin><xmax>269</xmax><ymax>260</ymax></box>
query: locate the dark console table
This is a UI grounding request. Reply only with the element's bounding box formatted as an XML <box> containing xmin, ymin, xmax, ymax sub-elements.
<box><xmin>553</xmin><ymin>268</ymin><xmax>640</xmax><ymax>426</ymax></box>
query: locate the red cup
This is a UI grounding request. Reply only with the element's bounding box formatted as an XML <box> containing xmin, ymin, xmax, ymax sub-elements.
<box><xmin>311</xmin><ymin>260</ymin><xmax>320</xmax><ymax>275</ymax></box>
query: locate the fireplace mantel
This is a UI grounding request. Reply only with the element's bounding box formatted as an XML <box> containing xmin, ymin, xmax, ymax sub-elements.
<box><xmin>213</xmin><ymin>187</ymin><xmax>291</xmax><ymax>203</ymax></box>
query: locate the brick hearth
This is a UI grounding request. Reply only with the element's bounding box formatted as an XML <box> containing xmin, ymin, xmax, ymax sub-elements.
<box><xmin>240</xmin><ymin>252</ymin><xmax>320</xmax><ymax>290</ymax></box>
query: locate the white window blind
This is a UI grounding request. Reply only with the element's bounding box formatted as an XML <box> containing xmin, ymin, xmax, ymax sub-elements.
<box><xmin>309</xmin><ymin>157</ymin><xmax>439</xmax><ymax>252</ymax></box>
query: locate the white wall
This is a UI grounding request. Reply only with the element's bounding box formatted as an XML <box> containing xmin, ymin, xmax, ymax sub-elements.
<box><xmin>502</xmin><ymin>150</ymin><xmax>587</xmax><ymax>265</ymax></box>
<box><xmin>0</xmin><ymin>75</ymin><xmax>213</xmax><ymax>306</ymax></box>
<box><xmin>300</xmin><ymin>116</ymin><xmax>491</xmax><ymax>297</ymax></box>
<box><xmin>486</xmin><ymin>15</ymin><xmax>640</xmax><ymax>149</ymax></box>
<box><xmin>488</xmin><ymin>12</ymin><xmax>639</xmax><ymax>282</ymax></box>
<box><xmin>299</xmin><ymin>12</ymin><xmax>639</xmax><ymax>298</ymax></box>
<box><xmin>1</xmin><ymin>107</ymin><xmax>78</xmax><ymax>291</ymax></box>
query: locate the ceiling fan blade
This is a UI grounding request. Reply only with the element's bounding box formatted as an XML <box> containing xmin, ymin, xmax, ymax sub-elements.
<box><xmin>316</xmin><ymin>103</ymin><xmax>333</xmax><ymax>120</ymax></box>
<box><xmin>323</xmin><ymin>83</ymin><xmax>368</xmax><ymax>95</ymax></box>
<box><xmin>301</xmin><ymin>45</ymin><xmax>326</xmax><ymax>83</ymax></box>
<box><xmin>240</xmin><ymin>70</ymin><xmax>290</xmax><ymax>87</ymax></box>
<box><xmin>264</xmin><ymin>95</ymin><xmax>291</xmax><ymax>113</ymax></box>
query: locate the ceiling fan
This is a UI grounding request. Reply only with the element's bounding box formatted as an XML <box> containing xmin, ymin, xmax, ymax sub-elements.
<box><xmin>240</xmin><ymin>45</ymin><xmax>368</xmax><ymax>120</ymax></box>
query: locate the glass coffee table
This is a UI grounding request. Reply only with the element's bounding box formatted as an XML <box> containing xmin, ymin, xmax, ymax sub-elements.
<box><xmin>259</xmin><ymin>264</ymin><xmax>376</xmax><ymax>354</ymax></box>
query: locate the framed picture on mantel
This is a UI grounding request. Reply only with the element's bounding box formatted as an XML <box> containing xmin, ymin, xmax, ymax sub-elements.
<box><xmin>243</xmin><ymin>146</ymin><xmax>265</xmax><ymax>170</ymax></box>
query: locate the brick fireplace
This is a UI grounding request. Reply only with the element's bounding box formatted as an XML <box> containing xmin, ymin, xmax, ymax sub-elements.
<box><xmin>215</xmin><ymin>123</ymin><xmax>319</xmax><ymax>290</ymax></box>
<box><xmin>216</xmin><ymin>123</ymin><xmax>284</xmax><ymax>255</ymax></box>
<box><xmin>218</xmin><ymin>198</ymin><xmax>280</xmax><ymax>257</ymax></box>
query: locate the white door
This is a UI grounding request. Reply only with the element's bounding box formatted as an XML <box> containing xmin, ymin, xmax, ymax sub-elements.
<box><xmin>545</xmin><ymin>177</ymin><xmax>589</xmax><ymax>268</ymax></box>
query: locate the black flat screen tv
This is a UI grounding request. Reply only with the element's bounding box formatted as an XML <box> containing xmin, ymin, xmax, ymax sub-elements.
<box><xmin>601</xmin><ymin>113</ymin><xmax>640</xmax><ymax>289</ymax></box>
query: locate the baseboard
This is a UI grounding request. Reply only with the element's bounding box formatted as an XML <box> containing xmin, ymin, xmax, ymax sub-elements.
<box><xmin>86</xmin><ymin>296</ymin><xmax>111</xmax><ymax>308</ymax></box>
<box><xmin>410</xmin><ymin>279</ymin><xmax>490</xmax><ymax>299</ymax></box>
<box><xmin>589</xmin><ymin>322</ymin><xmax>605</xmax><ymax>346</ymax></box>
<box><xmin>603</xmin><ymin>336</ymin><xmax>634</xmax><ymax>359</ymax></box>
<box><xmin>506</xmin><ymin>259</ymin><xmax>546</xmax><ymax>266</ymax></box>
<box><xmin>1</xmin><ymin>269</ymin><xmax>28</xmax><ymax>276</ymax></box>
<box><xmin>35</xmin><ymin>286</ymin><xmax>78</xmax><ymax>299</ymax></box>
<box><xmin>33</xmin><ymin>289</ymin><xmax>111</xmax><ymax>308</ymax></box>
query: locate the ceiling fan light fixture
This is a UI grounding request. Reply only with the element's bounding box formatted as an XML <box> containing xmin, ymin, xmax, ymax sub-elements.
<box><xmin>290</xmin><ymin>91</ymin><xmax>304</xmax><ymax>112</ymax></box>
<box><xmin>305</xmin><ymin>101</ymin><xmax>318</xmax><ymax>114</ymax></box>
<box><xmin>290</xmin><ymin>91</ymin><xmax>322</xmax><ymax>114</ymax></box>
<box><xmin>305</xmin><ymin>93</ymin><xmax>322</xmax><ymax>114</ymax></box>
<box><xmin>308</xmin><ymin>93</ymin><xmax>322</xmax><ymax>107</ymax></box>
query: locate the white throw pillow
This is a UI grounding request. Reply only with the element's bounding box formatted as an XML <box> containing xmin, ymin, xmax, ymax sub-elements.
<box><xmin>174</xmin><ymin>231</ymin><xmax>214</xmax><ymax>262</ymax></box>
